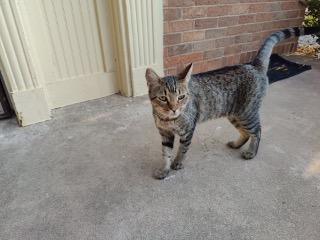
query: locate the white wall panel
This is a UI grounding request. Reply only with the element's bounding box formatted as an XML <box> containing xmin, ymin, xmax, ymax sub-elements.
<box><xmin>37</xmin><ymin>0</ymin><xmax>119</xmax><ymax>108</ymax></box>
<box><xmin>41</xmin><ymin>0</ymin><xmax>107</xmax><ymax>81</ymax></box>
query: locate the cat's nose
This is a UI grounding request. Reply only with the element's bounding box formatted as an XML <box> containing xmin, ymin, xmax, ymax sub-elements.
<box><xmin>168</xmin><ymin>105</ymin><xmax>176</xmax><ymax>113</ymax></box>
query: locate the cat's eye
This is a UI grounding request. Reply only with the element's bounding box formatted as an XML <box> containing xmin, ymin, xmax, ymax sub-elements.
<box><xmin>158</xmin><ymin>96</ymin><xmax>167</xmax><ymax>102</ymax></box>
<box><xmin>178</xmin><ymin>95</ymin><xmax>185</xmax><ymax>100</ymax></box>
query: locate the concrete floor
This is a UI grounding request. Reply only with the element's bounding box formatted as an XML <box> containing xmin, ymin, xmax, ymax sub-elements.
<box><xmin>1</xmin><ymin>56</ymin><xmax>320</xmax><ymax>240</ymax></box>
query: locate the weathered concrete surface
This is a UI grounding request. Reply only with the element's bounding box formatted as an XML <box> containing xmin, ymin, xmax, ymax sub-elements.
<box><xmin>1</xmin><ymin>56</ymin><xmax>320</xmax><ymax>240</ymax></box>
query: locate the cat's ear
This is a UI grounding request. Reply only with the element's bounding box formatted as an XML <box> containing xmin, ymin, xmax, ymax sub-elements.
<box><xmin>145</xmin><ymin>68</ymin><xmax>161</xmax><ymax>88</ymax></box>
<box><xmin>178</xmin><ymin>63</ymin><xmax>193</xmax><ymax>83</ymax></box>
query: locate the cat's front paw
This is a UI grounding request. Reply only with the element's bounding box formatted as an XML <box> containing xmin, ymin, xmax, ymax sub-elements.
<box><xmin>153</xmin><ymin>168</ymin><xmax>170</xmax><ymax>180</ymax></box>
<box><xmin>227</xmin><ymin>141</ymin><xmax>240</xmax><ymax>149</ymax></box>
<box><xmin>170</xmin><ymin>161</ymin><xmax>184</xmax><ymax>170</ymax></box>
<box><xmin>241</xmin><ymin>151</ymin><xmax>255</xmax><ymax>160</ymax></box>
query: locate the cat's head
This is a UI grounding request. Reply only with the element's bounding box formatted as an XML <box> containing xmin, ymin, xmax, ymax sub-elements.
<box><xmin>145</xmin><ymin>63</ymin><xmax>193</xmax><ymax>120</ymax></box>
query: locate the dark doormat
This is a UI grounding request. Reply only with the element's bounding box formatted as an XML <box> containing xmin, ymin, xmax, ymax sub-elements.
<box><xmin>0</xmin><ymin>71</ymin><xmax>13</xmax><ymax>120</ymax></box>
<box><xmin>267</xmin><ymin>54</ymin><xmax>312</xmax><ymax>84</ymax></box>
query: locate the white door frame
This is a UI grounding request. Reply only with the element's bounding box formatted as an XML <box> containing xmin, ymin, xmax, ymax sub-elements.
<box><xmin>112</xmin><ymin>0</ymin><xmax>164</xmax><ymax>97</ymax></box>
<box><xmin>0</xmin><ymin>0</ymin><xmax>51</xmax><ymax>126</ymax></box>
<box><xmin>0</xmin><ymin>0</ymin><xmax>163</xmax><ymax>126</ymax></box>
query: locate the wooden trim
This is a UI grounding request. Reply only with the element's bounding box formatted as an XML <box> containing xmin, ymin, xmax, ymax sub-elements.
<box><xmin>0</xmin><ymin>0</ymin><xmax>51</xmax><ymax>126</ymax></box>
<box><xmin>111</xmin><ymin>0</ymin><xmax>133</xmax><ymax>96</ymax></box>
<box><xmin>113</xmin><ymin>0</ymin><xmax>164</xmax><ymax>96</ymax></box>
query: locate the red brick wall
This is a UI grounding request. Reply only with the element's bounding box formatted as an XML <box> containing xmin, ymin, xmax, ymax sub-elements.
<box><xmin>163</xmin><ymin>0</ymin><xmax>305</xmax><ymax>75</ymax></box>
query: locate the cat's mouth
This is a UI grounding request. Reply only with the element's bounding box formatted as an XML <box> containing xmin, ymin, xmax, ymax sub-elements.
<box><xmin>154</xmin><ymin>111</ymin><xmax>180</xmax><ymax>121</ymax></box>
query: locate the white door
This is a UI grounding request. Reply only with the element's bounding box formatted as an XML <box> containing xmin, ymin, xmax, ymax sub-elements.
<box><xmin>41</xmin><ymin>0</ymin><xmax>118</xmax><ymax>108</ymax></box>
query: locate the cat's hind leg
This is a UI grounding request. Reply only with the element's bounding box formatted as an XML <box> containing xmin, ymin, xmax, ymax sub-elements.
<box><xmin>238</xmin><ymin>115</ymin><xmax>261</xmax><ymax>160</ymax></box>
<box><xmin>227</xmin><ymin>117</ymin><xmax>250</xmax><ymax>149</ymax></box>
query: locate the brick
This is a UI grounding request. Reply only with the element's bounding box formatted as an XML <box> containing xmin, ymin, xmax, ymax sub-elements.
<box><xmin>207</xmin><ymin>5</ymin><xmax>231</xmax><ymax>17</ymax></box>
<box><xmin>256</xmin><ymin>13</ymin><xmax>273</xmax><ymax>22</ymax></box>
<box><xmin>178</xmin><ymin>61</ymin><xmax>204</xmax><ymax>74</ymax></box>
<box><xmin>195</xmin><ymin>18</ymin><xmax>218</xmax><ymax>29</ymax></box>
<box><xmin>233</xmin><ymin>54</ymin><xmax>241</xmax><ymax>64</ymax></box>
<box><xmin>299</xmin><ymin>9</ymin><xmax>305</xmax><ymax>17</ymax></box>
<box><xmin>164</xmin><ymin>52</ymin><xmax>204</xmax><ymax>67</ymax></box>
<box><xmin>273</xmin><ymin>19</ymin><xmax>292</xmax><ymax>29</ymax></box>
<box><xmin>224</xmin><ymin>45</ymin><xmax>241</xmax><ymax>55</ymax></box>
<box><xmin>204</xmin><ymin>48</ymin><xmax>224</xmax><ymax>59</ymax></box>
<box><xmin>215</xmin><ymin>37</ymin><xmax>235</xmax><ymax>47</ymax></box>
<box><xmin>246</xmin><ymin>23</ymin><xmax>263</xmax><ymax>33</ymax></box>
<box><xmin>193</xmin><ymin>40</ymin><xmax>215</xmax><ymax>51</ymax></box>
<box><xmin>239</xmin><ymin>14</ymin><xmax>255</xmax><ymax>24</ymax></box>
<box><xmin>281</xmin><ymin>1</ymin><xmax>300</xmax><ymax>10</ymax></box>
<box><xmin>195</xmin><ymin>0</ymin><xmax>219</xmax><ymax>5</ymax></box>
<box><xmin>250</xmin><ymin>51</ymin><xmax>258</xmax><ymax>60</ymax></box>
<box><xmin>226</xmin><ymin>25</ymin><xmax>248</xmax><ymax>36</ymax></box>
<box><xmin>167</xmin><ymin>0</ymin><xmax>195</xmax><ymax>7</ymax></box>
<box><xmin>164</xmin><ymin>9</ymin><xmax>182</xmax><ymax>21</ymax></box>
<box><xmin>273</xmin><ymin>44</ymin><xmax>284</xmax><ymax>54</ymax></box>
<box><xmin>286</xmin><ymin>10</ymin><xmax>300</xmax><ymax>19</ymax></box>
<box><xmin>167</xmin><ymin>43</ymin><xmax>193</xmax><ymax>56</ymax></box>
<box><xmin>223</xmin><ymin>54</ymin><xmax>240</xmax><ymax>66</ymax></box>
<box><xmin>234</xmin><ymin>0</ymin><xmax>247</xmax><ymax>2</ymax></box>
<box><xmin>271</xmin><ymin>45</ymin><xmax>279</xmax><ymax>55</ymax></box>
<box><xmin>164</xmin><ymin>33</ymin><xmax>182</xmax><ymax>46</ymax></box>
<box><xmin>218</xmin><ymin>16</ymin><xmax>238</xmax><ymax>27</ymax></box>
<box><xmin>164</xmin><ymin>47</ymin><xmax>168</xmax><ymax>57</ymax></box>
<box><xmin>269</xmin><ymin>2</ymin><xmax>282</xmax><ymax>12</ymax></box>
<box><xmin>292</xmin><ymin>18</ymin><xmax>304</xmax><ymax>26</ymax></box>
<box><xmin>164</xmin><ymin>0</ymin><xmax>303</xmax><ymax>75</ymax></box>
<box><xmin>183</xmin><ymin>31</ymin><xmax>205</xmax><ymax>42</ymax></box>
<box><xmin>219</xmin><ymin>0</ymin><xmax>240</xmax><ymax>4</ymax></box>
<box><xmin>261</xmin><ymin>22</ymin><xmax>274</xmax><ymax>31</ymax></box>
<box><xmin>240</xmin><ymin>52</ymin><xmax>249</xmax><ymax>63</ymax></box>
<box><xmin>235</xmin><ymin>34</ymin><xmax>252</xmax><ymax>44</ymax></box>
<box><xmin>273</xmin><ymin>12</ymin><xmax>287</xmax><ymax>21</ymax></box>
<box><xmin>205</xmin><ymin>28</ymin><xmax>226</xmax><ymax>39</ymax></box>
<box><xmin>193</xmin><ymin>61</ymin><xmax>208</xmax><ymax>73</ymax></box>
<box><xmin>164</xmin><ymin>22</ymin><xmax>169</xmax><ymax>33</ymax></box>
<box><xmin>249</xmin><ymin>3</ymin><xmax>268</xmax><ymax>13</ymax></box>
<box><xmin>165</xmin><ymin>68</ymin><xmax>177</xmax><ymax>76</ymax></box>
<box><xmin>239</xmin><ymin>0</ymin><xmax>260</xmax><ymax>3</ymax></box>
<box><xmin>167</xmin><ymin>20</ymin><xmax>194</xmax><ymax>33</ymax></box>
<box><xmin>183</xmin><ymin>7</ymin><xmax>207</xmax><ymax>19</ymax></box>
<box><xmin>240</xmin><ymin>51</ymin><xmax>257</xmax><ymax>63</ymax></box>
<box><xmin>249</xmin><ymin>2</ymin><xmax>281</xmax><ymax>13</ymax></box>
<box><xmin>196</xmin><ymin>0</ymin><xmax>238</xmax><ymax>4</ymax></box>
<box><xmin>241</xmin><ymin>41</ymin><xmax>260</xmax><ymax>52</ymax></box>
<box><xmin>207</xmin><ymin>58</ymin><xmax>224</xmax><ymax>70</ymax></box>
<box><xmin>256</xmin><ymin>31</ymin><xmax>272</xmax><ymax>40</ymax></box>
<box><xmin>230</xmin><ymin>4</ymin><xmax>249</xmax><ymax>15</ymax></box>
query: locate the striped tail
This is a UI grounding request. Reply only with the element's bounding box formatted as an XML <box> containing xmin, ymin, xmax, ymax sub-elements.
<box><xmin>252</xmin><ymin>26</ymin><xmax>320</xmax><ymax>74</ymax></box>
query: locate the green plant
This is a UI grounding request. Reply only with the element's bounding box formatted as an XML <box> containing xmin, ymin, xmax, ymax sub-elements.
<box><xmin>304</xmin><ymin>0</ymin><xmax>320</xmax><ymax>43</ymax></box>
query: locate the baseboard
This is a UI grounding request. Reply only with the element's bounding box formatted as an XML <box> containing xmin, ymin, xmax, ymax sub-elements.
<box><xmin>11</xmin><ymin>87</ymin><xmax>51</xmax><ymax>126</ymax></box>
<box><xmin>45</xmin><ymin>72</ymin><xmax>119</xmax><ymax>109</ymax></box>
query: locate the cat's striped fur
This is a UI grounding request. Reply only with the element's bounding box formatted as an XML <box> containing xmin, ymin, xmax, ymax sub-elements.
<box><xmin>146</xmin><ymin>26</ymin><xmax>320</xmax><ymax>179</ymax></box>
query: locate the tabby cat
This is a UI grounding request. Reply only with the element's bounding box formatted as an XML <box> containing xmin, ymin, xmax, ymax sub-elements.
<box><xmin>146</xmin><ymin>26</ymin><xmax>320</xmax><ymax>179</ymax></box>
